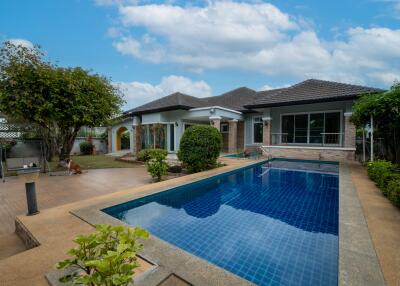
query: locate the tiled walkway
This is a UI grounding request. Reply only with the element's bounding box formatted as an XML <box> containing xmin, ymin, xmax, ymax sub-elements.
<box><xmin>0</xmin><ymin>167</ymin><xmax>151</xmax><ymax>236</ymax></box>
<box><xmin>349</xmin><ymin>162</ymin><xmax>400</xmax><ymax>286</ymax></box>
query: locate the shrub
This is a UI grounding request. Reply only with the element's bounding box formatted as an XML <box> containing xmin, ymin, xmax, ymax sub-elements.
<box><xmin>146</xmin><ymin>149</ymin><xmax>168</xmax><ymax>181</ymax></box>
<box><xmin>137</xmin><ymin>148</ymin><xmax>167</xmax><ymax>162</ymax></box>
<box><xmin>56</xmin><ymin>224</ymin><xmax>149</xmax><ymax>286</ymax></box>
<box><xmin>367</xmin><ymin>160</ymin><xmax>394</xmax><ymax>192</ymax></box>
<box><xmin>178</xmin><ymin>125</ymin><xmax>222</xmax><ymax>173</ymax></box>
<box><xmin>387</xmin><ymin>178</ymin><xmax>400</xmax><ymax>207</ymax></box>
<box><xmin>79</xmin><ymin>141</ymin><xmax>94</xmax><ymax>155</ymax></box>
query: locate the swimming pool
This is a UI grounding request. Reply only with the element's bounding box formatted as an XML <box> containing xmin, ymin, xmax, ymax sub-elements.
<box><xmin>103</xmin><ymin>159</ymin><xmax>339</xmax><ymax>286</ymax></box>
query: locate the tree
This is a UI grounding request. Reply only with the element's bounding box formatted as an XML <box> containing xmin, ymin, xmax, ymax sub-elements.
<box><xmin>352</xmin><ymin>84</ymin><xmax>400</xmax><ymax>163</ymax></box>
<box><xmin>178</xmin><ymin>125</ymin><xmax>222</xmax><ymax>173</ymax></box>
<box><xmin>0</xmin><ymin>41</ymin><xmax>123</xmax><ymax>160</ymax></box>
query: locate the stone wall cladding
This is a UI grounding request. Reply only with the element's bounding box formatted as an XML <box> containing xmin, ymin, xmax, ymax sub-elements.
<box><xmin>263</xmin><ymin>147</ymin><xmax>355</xmax><ymax>161</ymax></box>
<box><xmin>244</xmin><ymin>145</ymin><xmax>262</xmax><ymax>153</ymax></box>
<box><xmin>135</xmin><ymin>125</ymin><xmax>142</xmax><ymax>155</ymax></box>
<box><xmin>222</xmin><ymin>133</ymin><xmax>229</xmax><ymax>152</ymax></box>
<box><xmin>262</xmin><ymin>121</ymin><xmax>271</xmax><ymax>146</ymax></box>
<box><xmin>228</xmin><ymin>120</ymin><xmax>238</xmax><ymax>153</ymax></box>
<box><xmin>344</xmin><ymin>116</ymin><xmax>356</xmax><ymax>148</ymax></box>
<box><xmin>237</xmin><ymin>122</ymin><xmax>244</xmax><ymax>150</ymax></box>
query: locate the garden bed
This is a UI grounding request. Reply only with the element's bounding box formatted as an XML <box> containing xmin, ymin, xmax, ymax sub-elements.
<box><xmin>366</xmin><ymin>160</ymin><xmax>400</xmax><ymax>207</ymax></box>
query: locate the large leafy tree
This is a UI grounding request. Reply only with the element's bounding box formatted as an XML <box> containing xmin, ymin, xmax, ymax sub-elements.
<box><xmin>0</xmin><ymin>41</ymin><xmax>123</xmax><ymax>160</ymax></box>
<box><xmin>352</xmin><ymin>84</ymin><xmax>400</xmax><ymax>163</ymax></box>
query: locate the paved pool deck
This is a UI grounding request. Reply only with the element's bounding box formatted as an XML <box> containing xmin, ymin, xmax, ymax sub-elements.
<box><xmin>0</xmin><ymin>158</ymin><xmax>251</xmax><ymax>286</ymax></box>
<box><xmin>349</xmin><ymin>162</ymin><xmax>400</xmax><ymax>286</ymax></box>
<box><xmin>0</xmin><ymin>166</ymin><xmax>152</xmax><ymax>236</ymax></box>
<box><xmin>0</xmin><ymin>159</ymin><xmax>397</xmax><ymax>286</ymax></box>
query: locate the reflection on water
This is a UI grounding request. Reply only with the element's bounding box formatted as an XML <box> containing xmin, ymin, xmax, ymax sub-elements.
<box><xmin>104</xmin><ymin>159</ymin><xmax>339</xmax><ymax>286</ymax></box>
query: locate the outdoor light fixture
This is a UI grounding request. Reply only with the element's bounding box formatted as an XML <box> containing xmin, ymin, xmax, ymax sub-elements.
<box><xmin>16</xmin><ymin>166</ymin><xmax>40</xmax><ymax>216</ymax></box>
<box><xmin>175</xmin><ymin>122</ymin><xmax>179</xmax><ymax>127</ymax></box>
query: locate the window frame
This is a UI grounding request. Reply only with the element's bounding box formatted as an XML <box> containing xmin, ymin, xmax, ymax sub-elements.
<box><xmin>220</xmin><ymin>123</ymin><xmax>229</xmax><ymax>133</ymax></box>
<box><xmin>252</xmin><ymin>116</ymin><xmax>264</xmax><ymax>144</ymax></box>
<box><xmin>279</xmin><ymin>110</ymin><xmax>343</xmax><ymax>146</ymax></box>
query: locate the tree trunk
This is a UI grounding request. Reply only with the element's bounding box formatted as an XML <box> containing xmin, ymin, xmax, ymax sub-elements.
<box><xmin>58</xmin><ymin>127</ymin><xmax>79</xmax><ymax>161</ymax></box>
<box><xmin>39</xmin><ymin>127</ymin><xmax>57</xmax><ymax>162</ymax></box>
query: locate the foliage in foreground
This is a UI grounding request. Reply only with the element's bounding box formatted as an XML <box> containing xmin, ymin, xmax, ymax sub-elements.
<box><xmin>56</xmin><ymin>224</ymin><xmax>149</xmax><ymax>286</ymax></box>
<box><xmin>178</xmin><ymin>125</ymin><xmax>222</xmax><ymax>173</ymax></box>
<box><xmin>367</xmin><ymin>160</ymin><xmax>400</xmax><ymax>207</ymax></box>
<box><xmin>352</xmin><ymin>84</ymin><xmax>400</xmax><ymax>163</ymax></box>
<box><xmin>145</xmin><ymin>149</ymin><xmax>169</xmax><ymax>181</ymax></box>
<box><xmin>0</xmin><ymin>41</ymin><xmax>123</xmax><ymax>161</ymax></box>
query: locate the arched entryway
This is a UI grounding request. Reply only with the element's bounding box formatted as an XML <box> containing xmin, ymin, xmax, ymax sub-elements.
<box><xmin>116</xmin><ymin>127</ymin><xmax>131</xmax><ymax>151</ymax></box>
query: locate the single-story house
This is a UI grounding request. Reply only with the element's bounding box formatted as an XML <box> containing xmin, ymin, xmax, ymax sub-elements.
<box><xmin>108</xmin><ymin>79</ymin><xmax>382</xmax><ymax>161</ymax></box>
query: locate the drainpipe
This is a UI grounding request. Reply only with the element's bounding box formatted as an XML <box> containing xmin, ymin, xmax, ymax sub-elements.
<box><xmin>370</xmin><ymin>115</ymin><xmax>374</xmax><ymax>162</ymax></box>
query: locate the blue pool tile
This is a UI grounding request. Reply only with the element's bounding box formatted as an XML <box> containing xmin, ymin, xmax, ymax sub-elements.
<box><xmin>104</xmin><ymin>159</ymin><xmax>339</xmax><ymax>286</ymax></box>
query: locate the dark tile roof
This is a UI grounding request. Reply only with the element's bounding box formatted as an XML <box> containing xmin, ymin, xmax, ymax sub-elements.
<box><xmin>124</xmin><ymin>79</ymin><xmax>384</xmax><ymax>115</ymax></box>
<box><xmin>201</xmin><ymin>87</ymin><xmax>258</xmax><ymax>112</ymax></box>
<box><xmin>246</xmin><ymin>79</ymin><xmax>383</xmax><ymax>108</ymax></box>
<box><xmin>124</xmin><ymin>92</ymin><xmax>206</xmax><ymax>115</ymax></box>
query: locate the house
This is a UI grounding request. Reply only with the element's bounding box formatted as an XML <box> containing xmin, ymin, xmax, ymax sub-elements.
<box><xmin>108</xmin><ymin>79</ymin><xmax>382</xmax><ymax>161</ymax></box>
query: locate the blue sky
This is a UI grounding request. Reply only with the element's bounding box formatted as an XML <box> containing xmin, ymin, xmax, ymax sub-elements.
<box><xmin>1</xmin><ymin>0</ymin><xmax>399</xmax><ymax>110</ymax></box>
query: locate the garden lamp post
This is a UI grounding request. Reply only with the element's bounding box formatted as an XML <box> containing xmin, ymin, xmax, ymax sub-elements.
<box><xmin>370</xmin><ymin>115</ymin><xmax>374</xmax><ymax>162</ymax></box>
<box><xmin>16</xmin><ymin>167</ymin><xmax>40</xmax><ymax>216</ymax></box>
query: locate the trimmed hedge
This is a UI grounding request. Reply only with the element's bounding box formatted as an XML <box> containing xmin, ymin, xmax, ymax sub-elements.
<box><xmin>178</xmin><ymin>125</ymin><xmax>222</xmax><ymax>173</ymax></box>
<box><xmin>79</xmin><ymin>141</ymin><xmax>94</xmax><ymax>155</ymax></box>
<box><xmin>137</xmin><ymin>148</ymin><xmax>167</xmax><ymax>162</ymax></box>
<box><xmin>367</xmin><ymin>160</ymin><xmax>400</xmax><ymax>207</ymax></box>
<box><xmin>387</xmin><ymin>178</ymin><xmax>400</xmax><ymax>207</ymax></box>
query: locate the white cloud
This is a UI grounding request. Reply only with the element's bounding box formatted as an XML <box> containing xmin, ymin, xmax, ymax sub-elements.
<box><xmin>115</xmin><ymin>75</ymin><xmax>212</xmax><ymax>109</ymax></box>
<box><xmin>7</xmin><ymin>38</ymin><xmax>34</xmax><ymax>49</ymax></box>
<box><xmin>257</xmin><ymin>83</ymin><xmax>290</xmax><ymax>91</ymax></box>
<box><xmin>109</xmin><ymin>1</ymin><xmax>400</xmax><ymax>87</ymax></box>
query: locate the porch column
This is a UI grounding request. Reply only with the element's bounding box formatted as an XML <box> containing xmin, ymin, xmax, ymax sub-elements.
<box><xmin>344</xmin><ymin>112</ymin><xmax>355</xmax><ymax>148</ymax></box>
<box><xmin>262</xmin><ymin>117</ymin><xmax>272</xmax><ymax>146</ymax></box>
<box><xmin>107</xmin><ymin>127</ymin><xmax>112</xmax><ymax>153</ymax></box>
<box><xmin>134</xmin><ymin>124</ymin><xmax>142</xmax><ymax>155</ymax></box>
<box><xmin>210</xmin><ymin>116</ymin><xmax>221</xmax><ymax>131</ymax></box>
<box><xmin>228</xmin><ymin>119</ymin><xmax>238</xmax><ymax>153</ymax></box>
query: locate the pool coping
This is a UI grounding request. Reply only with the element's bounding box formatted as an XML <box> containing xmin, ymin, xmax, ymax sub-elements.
<box><xmin>47</xmin><ymin>160</ymin><xmax>385</xmax><ymax>286</ymax></box>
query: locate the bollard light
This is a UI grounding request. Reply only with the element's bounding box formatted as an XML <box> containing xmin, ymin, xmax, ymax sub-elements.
<box><xmin>16</xmin><ymin>167</ymin><xmax>40</xmax><ymax>216</ymax></box>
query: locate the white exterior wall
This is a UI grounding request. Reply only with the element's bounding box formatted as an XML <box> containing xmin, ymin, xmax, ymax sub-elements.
<box><xmin>110</xmin><ymin>118</ymin><xmax>134</xmax><ymax>153</ymax></box>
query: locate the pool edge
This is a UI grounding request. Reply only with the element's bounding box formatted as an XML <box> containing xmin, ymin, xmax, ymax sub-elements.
<box><xmin>47</xmin><ymin>159</ymin><xmax>385</xmax><ymax>286</ymax></box>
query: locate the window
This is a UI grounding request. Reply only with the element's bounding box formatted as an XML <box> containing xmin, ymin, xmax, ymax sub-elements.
<box><xmin>221</xmin><ymin>123</ymin><xmax>229</xmax><ymax>133</ymax></box>
<box><xmin>281</xmin><ymin>112</ymin><xmax>341</xmax><ymax>145</ymax></box>
<box><xmin>253</xmin><ymin>117</ymin><xmax>263</xmax><ymax>143</ymax></box>
<box><xmin>309</xmin><ymin>113</ymin><xmax>324</xmax><ymax>144</ymax></box>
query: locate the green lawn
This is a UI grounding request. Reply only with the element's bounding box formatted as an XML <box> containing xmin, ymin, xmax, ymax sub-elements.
<box><xmin>48</xmin><ymin>155</ymin><xmax>137</xmax><ymax>171</ymax></box>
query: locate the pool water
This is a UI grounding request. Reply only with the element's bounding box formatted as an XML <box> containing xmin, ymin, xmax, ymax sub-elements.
<box><xmin>104</xmin><ymin>159</ymin><xmax>339</xmax><ymax>286</ymax></box>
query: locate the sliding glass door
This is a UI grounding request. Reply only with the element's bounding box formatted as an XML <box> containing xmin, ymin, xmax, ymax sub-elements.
<box><xmin>281</xmin><ymin>111</ymin><xmax>341</xmax><ymax>146</ymax></box>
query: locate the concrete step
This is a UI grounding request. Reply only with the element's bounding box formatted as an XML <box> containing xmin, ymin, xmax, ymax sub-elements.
<box><xmin>106</xmin><ymin>150</ymin><xmax>132</xmax><ymax>157</ymax></box>
<box><xmin>0</xmin><ymin>232</ymin><xmax>26</xmax><ymax>260</ymax></box>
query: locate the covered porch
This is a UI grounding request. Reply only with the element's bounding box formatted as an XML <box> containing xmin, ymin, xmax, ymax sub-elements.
<box><xmin>134</xmin><ymin>106</ymin><xmax>245</xmax><ymax>154</ymax></box>
<box><xmin>257</xmin><ymin>101</ymin><xmax>357</xmax><ymax>161</ymax></box>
